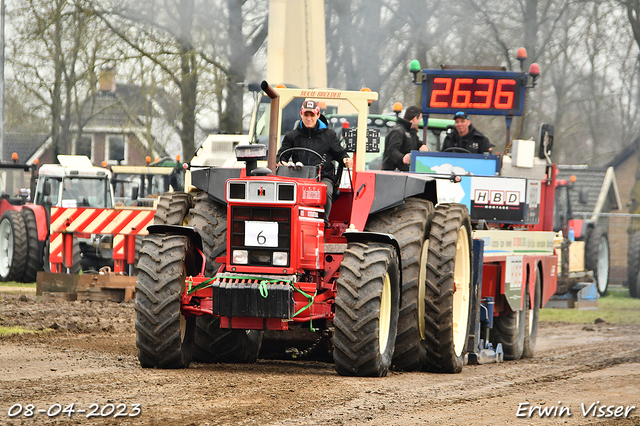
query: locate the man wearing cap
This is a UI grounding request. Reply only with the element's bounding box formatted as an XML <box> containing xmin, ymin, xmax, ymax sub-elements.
<box><xmin>277</xmin><ymin>100</ymin><xmax>353</xmax><ymax>227</ymax></box>
<box><xmin>381</xmin><ymin>105</ymin><xmax>429</xmax><ymax>171</ymax></box>
<box><xmin>442</xmin><ymin>111</ymin><xmax>492</xmax><ymax>154</ymax></box>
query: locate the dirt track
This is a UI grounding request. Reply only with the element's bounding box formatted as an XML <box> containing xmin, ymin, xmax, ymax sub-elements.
<box><xmin>1</xmin><ymin>289</ymin><xmax>639</xmax><ymax>426</ymax></box>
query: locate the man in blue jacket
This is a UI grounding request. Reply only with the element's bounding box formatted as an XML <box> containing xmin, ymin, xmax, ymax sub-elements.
<box><xmin>277</xmin><ymin>100</ymin><xmax>353</xmax><ymax>226</ymax></box>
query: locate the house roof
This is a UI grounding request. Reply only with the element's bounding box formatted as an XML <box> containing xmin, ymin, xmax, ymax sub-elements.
<box><xmin>557</xmin><ymin>165</ymin><xmax>621</xmax><ymax>220</ymax></box>
<box><xmin>2</xmin><ymin>133</ymin><xmax>49</xmax><ymax>164</ymax></box>
<box><xmin>81</xmin><ymin>83</ymin><xmax>160</xmax><ymax>130</ymax></box>
<box><xmin>606</xmin><ymin>137</ymin><xmax>640</xmax><ymax>169</ymax></box>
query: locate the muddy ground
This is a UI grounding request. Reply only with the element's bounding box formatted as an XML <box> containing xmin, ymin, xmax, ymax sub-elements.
<box><xmin>0</xmin><ymin>288</ymin><xmax>639</xmax><ymax>426</ymax></box>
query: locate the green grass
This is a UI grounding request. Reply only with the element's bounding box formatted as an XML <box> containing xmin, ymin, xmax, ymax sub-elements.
<box><xmin>0</xmin><ymin>281</ymin><xmax>36</xmax><ymax>288</ymax></box>
<box><xmin>0</xmin><ymin>326</ymin><xmax>39</xmax><ymax>337</ymax></box>
<box><xmin>541</xmin><ymin>287</ymin><xmax>640</xmax><ymax>325</ymax></box>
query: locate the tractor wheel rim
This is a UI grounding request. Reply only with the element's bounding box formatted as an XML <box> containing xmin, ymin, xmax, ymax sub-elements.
<box><xmin>379</xmin><ymin>272</ymin><xmax>392</xmax><ymax>353</ymax></box>
<box><xmin>452</xmin><ymin>225</ymin><xmax>471</xmax><ymax>357</ymax></box>
<box><xmin>0</xmin><ymin>219</ymin><xmax>12</xmax><ymax>277</ymax></box>
<box><xmin>597</xmin><ymin>237</ymin><xmax>609</xmax><ymax>293</ymax></box>
<box><xmin>418</xmin><ymin>239</ymin><xmax>429</xmax><ymax>340</ymax></box>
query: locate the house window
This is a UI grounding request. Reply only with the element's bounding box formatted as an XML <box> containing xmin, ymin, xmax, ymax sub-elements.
<box><xmin>73</xmin><ymin>135</ymin><xmax>93</xmax><ymax>160</ymax></box>
<box><xmin>106</xmin><ymin>135</ymin><xmax>127</xmax><ymax>165</ymax></box>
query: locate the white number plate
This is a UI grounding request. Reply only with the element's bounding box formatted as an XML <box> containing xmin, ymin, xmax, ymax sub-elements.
<box><xmin>245</xmin><ymin>221</ymin><xmax>278</xmax><ymax>247</ymax></box>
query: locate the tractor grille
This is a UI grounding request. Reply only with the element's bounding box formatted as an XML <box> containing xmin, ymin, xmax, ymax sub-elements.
<box><xmin>230</xmin><ymin>206</ymin><xmax>291</xmax><ymax>267</ymax></box>
<box><xmin>210</xmin><ymin>273</ymin><xmax>294</xmax><ymax>318</ymax></box>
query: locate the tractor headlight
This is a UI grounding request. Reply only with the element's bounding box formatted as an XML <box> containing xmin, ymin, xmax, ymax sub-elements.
<box><xmin>233</xmin><ymin>250</ymin><xmax>249</xmax><ymax>264</ymax></box>
<box><xmin>272</xmin><ymin>252</ymin><xmax>288</xmax><ymax>266</ymax></box>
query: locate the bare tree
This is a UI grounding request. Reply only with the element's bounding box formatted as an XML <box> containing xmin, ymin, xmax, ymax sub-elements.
<box><xmin>7</xmin><ymin>0</ymin><xmax>109</xmax><ymax>158</ymax></box>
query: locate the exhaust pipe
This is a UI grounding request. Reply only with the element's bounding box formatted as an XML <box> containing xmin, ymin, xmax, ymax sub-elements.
<box><xmin>261</xmin><ymin>80</ymin><xmax>279</xmax><ymax>173</ymax></box>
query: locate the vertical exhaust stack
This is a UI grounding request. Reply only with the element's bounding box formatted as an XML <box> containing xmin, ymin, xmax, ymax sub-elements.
<box><xmin>261</xmin><ymin>81</ymin><xmax>279</xmax><ymax>173</ymax></box>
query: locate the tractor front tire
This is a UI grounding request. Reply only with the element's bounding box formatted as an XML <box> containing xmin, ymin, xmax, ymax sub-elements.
<box><xmin>422</xmin><ymin>204</ymin><xmax>473</xmax><ymax>373</ymax></box>
<box><xmin>154</xmin><ymin>192</ymin><xmax>192</xmax><ymax>225</ymax></box>
<box><xmin>0</xmin><ymin>210</ymin><xmax>28</xmax><ymax>282</ymax></box>
<box><xmin>21</xmin><ymin>208</ymin><xmax>44</xmax><ymax>283</ymax></box>
<box><xmin>135</xmin><ymin>234</ymin><xmax>195</xmax><ymax>369</ymax></box>
<box><xmin>333</xmin><ymin>242</ymin><xmax>400</xmax><ymax>377</ymax></box>
<box><xmin>585</xmin><ymin>228</ymin><xmax>610</xmax><ymax>296</ymax></box>
<box><xmin>522</xmin><ymin>268</ymin><xmax>541</xmax><ymax>358</ymax></box>
<box><xmin>365</xmin><ymin>198</ymin><xmax>433</xmax><ymax>371</ymax></box>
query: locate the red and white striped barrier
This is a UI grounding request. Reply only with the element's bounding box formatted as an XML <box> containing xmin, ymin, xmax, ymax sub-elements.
<box><xmin>49</xmin><ymin>207</ymin><xmax>154</xmax><ymax>273</ymax></box>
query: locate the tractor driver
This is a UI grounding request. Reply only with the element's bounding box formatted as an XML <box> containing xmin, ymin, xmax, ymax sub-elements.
<box><xmin>277</xmin><ymin>99</ymin><xmax>353</xmax><ymax>228</ymax></box>
<box><xmin>381</xmin><ymin>105</ymin><xmax>429</xmax><ymax>171</ymax></box>
<box><xmin>442</xmin><ymin>111</ymin><xmax>492</xmax><ymax>154</ymax></box>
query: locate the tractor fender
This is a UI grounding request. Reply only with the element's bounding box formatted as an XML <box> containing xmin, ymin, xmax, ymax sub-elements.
<box><xmin>146</xmin><ymin>224</ymin><xmax>205</xmax><ymax>253</ymax></box>
<box><xmin>343</xmin><ymin>231</ymin><xmax>403</xmax><ymax>292</ymax></box>
<box><xmin>23</xmin><ymin>204</ymin><xmax>49</xmax><ymax>241</ymax></box>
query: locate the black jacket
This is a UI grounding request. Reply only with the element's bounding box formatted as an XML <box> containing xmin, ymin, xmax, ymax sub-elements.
<box><xmin>442</xmin><ymin>124</ymin><xmax>491</xmax><ymax>153</ymax></box>
<box><xmin>381</xmin><ymin>117</ymin><xmax>423</xmax><ymax>171</ymax></box>
<box><xmin>277</xmin><ymin>115</ymin><xmax>348</xmax><ymax>180</ymax></box>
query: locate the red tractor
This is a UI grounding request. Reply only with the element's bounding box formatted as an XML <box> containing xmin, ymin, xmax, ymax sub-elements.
<box><xmin>0</xmin><ymin>156</ymin><xmax>47</xmax><ymax>283</ymax></box>
<box><xmin>135</xmin><ymin>53</ymin><xmax>555</xmax><ymax>376</ymax></box>
<box><xmin>136</xmin><ymin>84</ymin><xmax>479</xmax><ymax>376</ymax></box>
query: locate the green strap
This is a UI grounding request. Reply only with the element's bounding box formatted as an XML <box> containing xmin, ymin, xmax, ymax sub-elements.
<box><xmin>187</xmin><ymin>275</ymin><xmax>292</xmax><ymax>296</ymax></box>
<box><xmin>290</xmin><ymin>283</ymin><xmax>317</xmax><ymax>332</ymax></box>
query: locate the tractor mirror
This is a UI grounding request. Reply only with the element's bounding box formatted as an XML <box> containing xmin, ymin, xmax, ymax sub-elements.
<box><xmin>538</xmin><ymin>123</ymin><xmax>554</xmax><ymax>159</ymax></box>
<box><xmin>43</xmin><ymin>181</ymin><xmax>51</xmax><ymax>196</ymax></box>
<box><xmin>131</xmin><ymin>186</ymin><xmax>139</xmax><ymax>200</ymax></box>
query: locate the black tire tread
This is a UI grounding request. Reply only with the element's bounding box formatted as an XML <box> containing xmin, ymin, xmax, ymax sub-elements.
<box><xmin>628</xmin><ymin>232</ymin><xmax>640</xmax><ymax>298</ymax></box>
<box><xmin>154</xmin><ymin>192</ymin><xmax>192</xmax><ymax>225</ymax></box>
<box><xmin>184</xmin><ymin>192</ymin><xmax>227</xmax><ymax>275</ymax></box>
<box><xmin>585</xmin><ymin>227</ymin><xmax>609</xmax><ymax>296</ymax></box>
<box><xmin>0</xmin><ymin>210</ymin><xmax>28</xmax><ymax>282</ymax></box>
<box><xmin>21</xmin><ymin>208</ymin><xmax>44</xmax><ymax>283</ymax></box>
<box><xmin>135</xmin><ymin>234</ymin><xmax>193</xmax><ymax>369</ymax></box>
<box><xmin>421</xmin><ymin>203</ymin><xmax>472</xmax><ymax>373</ymax></box>
<box><xmin>365</xmin><ymin>197</ymin><xmax>433</xmax><ymax>371</ymax></box>
<box><xmin>333</xmin><ymin>242</ymin><xmax>400</xmax><ymax>377</ymax></box>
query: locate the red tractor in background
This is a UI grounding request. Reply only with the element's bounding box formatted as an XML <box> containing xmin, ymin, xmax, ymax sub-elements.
<box><xmin>0</xmin><ymin>155</ymin><xmax>47</xmax><ymax>283</ymax></box>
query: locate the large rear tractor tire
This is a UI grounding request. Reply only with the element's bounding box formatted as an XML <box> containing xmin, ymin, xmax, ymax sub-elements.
<box><xmin>333</xmin><ymin>242</ymin><xmax>400</xmax><ymax>377</ymax></box>
<box><xmin>422</xmin><ymin>204</ymin><xmax>473</xmax><ymax>373</ymax></box>
<box><xmin>135</xmin><ymin>234</ymin><xmax>195</xmax><ymax>369</ymax></box>
<box><xmin>365</xmin><ymin>198</ymin><xmax>433</xmax><ymax>371</ymax></box>
<box><xmin>21</xmin><ymin>208</ymin><xmax>44</xmax><ymax>282</ymax></box>
<box><xmin>185</xmin><ymin>192</ymin><xmax>228</xmax><ymax>275</ymax></box>
<box><xmin>628</xmin><ymin>232</ymin><xmax>640</xmax><ymax>298</ymax></box>
<box><xmin>585</xmin><ymin>227</ymin><xmax>610</xmax><ymax>296</ymax></box>
<box><xmin>185</xmin><ymin>192</ymin><xmax>263</xmax><ymax>364</ymax></box>
<box><xmin>153</xmin><ymin>192</ymin><xmax>192</xmax><ymax>225</ymax></box>
<box><xmin>0</xmin><ymin>210</ymin><xmax>28</xmax><ymax>282</ymax></box>
<box><xmin>522</xmin><ymin>268</ymin><xmax>541</xmax><ymax>358</ymax></box>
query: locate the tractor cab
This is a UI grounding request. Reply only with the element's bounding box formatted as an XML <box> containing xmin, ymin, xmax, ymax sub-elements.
<box><xmin>34</xmin><ymin>155</ymin><xmax>115</xmax><ymax>210</ymax></box>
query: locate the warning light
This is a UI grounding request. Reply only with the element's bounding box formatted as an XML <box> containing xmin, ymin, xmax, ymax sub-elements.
<box><xmin>275</xmin><ymin>83</ymin><xmax>286</xmax><ymax>88</ymax></box>
<box><xmin>570</xmin><ymin>175</ymin><xmax>577</xmax><ymax>183</ymax></box>
<box><xmin>102</xmin><ymin>161</ymin><xmax>108</xmax><ymax>168</ymax></box>
<box><xmin>145</xmin><ymin>156</ymin><xmax>151</xmax><ymax>164</ymax></box>
<box><xmin>176</xmin><ymin>155</ymin><xmax>181</xmax><ymax>162</ymax></box>
<box><xmin>393</xmin><ymin>102</ymin><xmax>403</xmax><ymax>114</ymax></box>
<box><xmin>11</xmin><ymin>152</ymin><xmax>18</xmax><ymax>163</ymax></box>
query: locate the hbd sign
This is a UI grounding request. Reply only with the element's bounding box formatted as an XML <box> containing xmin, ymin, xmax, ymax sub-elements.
<box><xmin>474</xmin><ymin>189</ymin><xmax>520</xmax><ymax>206</ymax></box>
<box><xmin>470</xmin><ymin>177</ymin><xmax>527</xmax><ymax>222</ymax></box>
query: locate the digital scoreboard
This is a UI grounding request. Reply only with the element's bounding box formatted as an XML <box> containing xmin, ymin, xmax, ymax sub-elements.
<box><xmin>421</xmin><ymin>69</ymin><xmax>527</xmax><ymax>116</ymax></box>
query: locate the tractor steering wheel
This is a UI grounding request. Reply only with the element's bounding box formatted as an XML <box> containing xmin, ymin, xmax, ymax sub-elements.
<box><xmin>443</xmin><ymin>147</ymin><xmax>472</xmax><ymax>154</ymax></box>
<box><xmin>277</xmin><ymin>147</ymin><xmax>325</xmax><ymax>166</ymax></box>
